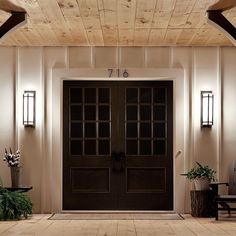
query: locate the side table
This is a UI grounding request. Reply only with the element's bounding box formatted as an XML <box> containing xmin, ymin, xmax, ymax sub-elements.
<box><xmin>5</xmin><ymin>187</ymin><xmax>33</xmax><ymax>193</ymax></box>
<box><xmin>190</xmin><ymin>190</ymin><xmax>215</xmax><ymax>217</ymax></box>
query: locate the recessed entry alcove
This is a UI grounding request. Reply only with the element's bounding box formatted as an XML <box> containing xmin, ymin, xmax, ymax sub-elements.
<box><xmin>50</xmin><ymin>68</ymin><xmax>185</xmax><ymax>212</ymax></box>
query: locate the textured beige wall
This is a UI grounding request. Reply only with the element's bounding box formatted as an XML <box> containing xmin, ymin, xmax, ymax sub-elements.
<box><xmin>17</xmin><ymin>47</ymin><xmax>44</xmax><ymax>212</ymax></box>
<box><xmin>192</xmin><ymin>47</ymin><xmax>219</xmax><ymax>169</ymax></box>
<box><xmin>0</xmin><ymin>46</ymin><xmax>235</xmax><ymax>213</ymax></box>
<box><xmin>221</xmin><ymin>48</ymin><xmax>236</xmax><ymax>187</ymax></box>
<box><xmin>0</xmin><ymin>47</ymin><xmax>15</xmax><ymax>187</ymax></box>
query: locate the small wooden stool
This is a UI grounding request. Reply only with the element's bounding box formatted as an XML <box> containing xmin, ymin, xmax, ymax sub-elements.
<box><xmin>190</xmin><ymin>190</ymin><xmax>215</xmax><ymax>217</ymax></box>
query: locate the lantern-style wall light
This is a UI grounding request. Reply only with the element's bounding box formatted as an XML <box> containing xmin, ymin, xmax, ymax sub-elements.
<box><xmin>201</xmin><ymin>91</ymin><xmax>214</xmax><ymax>127</ymax></box>
<box><xmin>23</xmin><ymin>91</ymin><xmax>36</xmax><ymax>127</ymax></box>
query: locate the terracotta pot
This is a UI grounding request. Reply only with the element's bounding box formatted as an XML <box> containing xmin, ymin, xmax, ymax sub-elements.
<box><xmin>194</xmin><ymin>177</ymin><xmax>210</xmax><ymax>190</ymax></box>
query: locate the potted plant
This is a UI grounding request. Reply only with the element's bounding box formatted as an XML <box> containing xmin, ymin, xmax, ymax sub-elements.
<box><xmin>181</xmin><ymin>162</ymin><xmax>216</xmax><ymax>190</ymax></box>
<box><xmin>0</xmin><ymin>187</ymin><xmax>32</xmax><ymax>220</ymax></box>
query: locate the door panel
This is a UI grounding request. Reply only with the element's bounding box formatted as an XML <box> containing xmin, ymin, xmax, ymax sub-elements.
<box><xmin>71</xmin><ymin>167</ymin><xmax>110</xmax><ymax>193</ymax></box>
<box><xmin>126</xmin><ymin>167</ymin><xmax>166</xmax><ymax>193</ymax></box>
<box><xmin>63</xmin><ymin>81</ymin><xmax>173</xmax><ymax>210</ymax></box>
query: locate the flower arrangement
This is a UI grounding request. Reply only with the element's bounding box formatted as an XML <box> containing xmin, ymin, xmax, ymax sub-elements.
<box><xmin>3</xmin><ymin>148</ymin><xmax>20</xmax><ymax>167</ymax></box>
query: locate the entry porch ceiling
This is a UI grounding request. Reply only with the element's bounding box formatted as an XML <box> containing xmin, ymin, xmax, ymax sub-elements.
<box><xmin>0</xmin><ymin>0</ymin><xmax>235</xmax><ymax>46</ymax></box>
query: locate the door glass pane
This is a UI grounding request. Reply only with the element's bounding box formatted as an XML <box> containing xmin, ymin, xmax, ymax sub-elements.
<box><xmin>71</xmin><ymin>105</ymin><xmax>82</xmax><ymax>120</ymax></box>
<box><xmin>140</xmin><ymin>105</ymin><xmax>151</xmax><ymax>120</ymax></box>
<box><xmin>126</xmin><ymin>88</ymin><xmax>138</xmax><ymax>103</ymax></box>
<box><xmin>126</xmin><ymin>140</ymin><xmax>138</xmax><ymax>155</ymax></box>
<box><xmin>153</xmin><ymin>123</ymin><xmax>166</xmax><ymax>138</ymax></box>
<box><xmin>153</xmin><ymin>140</ymin><xmax>166</xmax><ymax>155</ymax></box>
<box><xmin>70</xmin><ymin>140</ymin><xmax>82</xmax><ymax>155</ymax></box>
<box><xmin>140</xmin><ymin>88</ymin><xmax>152</xmax><ymax>103</ymax></box>
<box><xmin>126</xmin><ymin>123</ymin><xmax>138</xmax><ymax>138</ymax></box>
<box><xmin>99</xmin><ymin>105</ymin><xmax>110</xmax><ymax>120</ymax></box>
<box><xmin>126</xmin><ymin>105</ymin><xmax>138</xmax><ymax>120</ymax></box>
<box><xmin>99</xmin><ymin>140</ymin><xmax>110</xmax><ymax>155</ymax></box>
<box><xmin>154</xmin><ymin>88</ymin><xmax>166</xmax><ymax>103</ymax></box>
<box><xmin>125</xmin><ymin>85</ymin><xmax>169</xmax><ymax>158</ymax></box>
<box><xmin>153</xmin><ymin>105</ymin><xmax>166</xmax><ymax>121</ymax></box>
<box><xmin>70</xmin><ymin>88</ymin><xmax>82</xmax><ymax>103</ymax></box>
<box><xmin>140</xmin><ymin>123</ymin><xmax>151</xmax><ymax>138</ymax></box>
<box><xmin>85</xmin><ymin>123</ymin><xmax>96</xmax><ymax>138</ymax></box>
<box><xmin>140</xmin><ymin>140</ymin><xmax>151</xmax><ymax>155</ymax></box>
<box><xmin>85</xmin><ymin>105</ymin><xmax>96</xmax><ymax>120</ymax></box>
<box><xmin>71</xmin><ymin>123</ymin><xmax>83</xmax><ymax>138</ymax></box>
<box><xmin>85</xmin><ymin>140</ymin><xmax>96</xmax><ymax>155</ymax></box>
<box><xmin>85</xmin><ymin>88</ymin><xmax>96</xmax><ymax>103</ymax></box>
<box><xmin>99</xmin><ymin>88</ymin><xmax>110</xmax><ymax>103</ymax></box>
<box><xmin>99</xmin><ymin>122</ymin><xmax>110</xmax><ymax>138</ymax></box>
<box><xmin>72</xmin><ymin>87</ymin><xmax>111</xmax><ymax>157</ymax></box>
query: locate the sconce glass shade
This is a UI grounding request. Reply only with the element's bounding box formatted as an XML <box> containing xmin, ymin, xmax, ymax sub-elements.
<box><xmin>23</xmin><ymin>91</ymin><xmax>36</xmax><ymax>127</ymax></box>
<box><xmin>201</xmin><ymin>91</ymin><xmax>213</xmax><ymax>127</ymax></box>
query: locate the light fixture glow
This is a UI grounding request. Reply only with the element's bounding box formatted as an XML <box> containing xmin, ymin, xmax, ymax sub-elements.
<box><xmin>23</xmin><ymin>91</ymin><xmax>36</xmax><ymax>127</ymax></box>
<box><xmin>201</xmin><ymin>91</ymin><xmax>213</xmax><ymax>127</ymax></box>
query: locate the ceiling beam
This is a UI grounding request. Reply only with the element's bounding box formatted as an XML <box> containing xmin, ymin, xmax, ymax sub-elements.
<box><xmin>0</xmin><ymin>12</ymin><xmax>27</xmax><ymax>39</ymax></box>
<box><xmin>208</xmin><ymin>0</ymin><xmax>236</xmax><ymax>11</ymax></box>
<box><xmin>207</xmin><ymin>0</ymin><xmax>236</xmax><ymax>46</ymax></box>
<box><xmin>0</xmin><ymin>0</ymin><xmax>27</xmax><ymax>40</ymax></box>
<box><xmin>0</xmin><ymin>0</ymin><xmax>25</xmax><ymax>13</ymax></box>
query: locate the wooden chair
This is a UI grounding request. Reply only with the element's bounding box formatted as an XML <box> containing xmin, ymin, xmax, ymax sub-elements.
<box><xmin>210</xmin><ymin>161</ymin><xmax>236</xmax><ymax>220</ymax></box>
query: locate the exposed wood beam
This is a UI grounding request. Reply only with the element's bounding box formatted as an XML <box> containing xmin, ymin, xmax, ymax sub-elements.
<box><xmin>207</xmin><ymin>10</ymin><xmax>236</xmax><ymax>46</ymax></box>
<box><xmin>208</xmin><ymin>0</ymin><xmax>236</xmax><ymax>11</ymax></box>
<box><xmin>0</xmin><ymin>0</ymin><xmax>27</xmax><ymax>40</ymax></box>
<box><xmin>0</xmin><ymin>0</ymin><xmax>25</xmax><ymax>13</ymax></box>
<box><xmin>0</xmin><ymin>11</ymin><xmax>26</xmax><ymax>39</ymax></box>
<box><xmin>207</xmin><ymin>0</ymin><xmax>236</xmax><ymax>46</ymax></box>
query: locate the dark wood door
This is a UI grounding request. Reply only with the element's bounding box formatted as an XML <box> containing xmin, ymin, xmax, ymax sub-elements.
<box><xmin>63</xmin><ymin>81</ymin><xmax>173</xmax><ymax>210</ymax></box>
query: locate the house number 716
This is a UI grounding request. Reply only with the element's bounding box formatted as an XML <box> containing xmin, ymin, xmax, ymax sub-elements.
<box><xmin>108</xmin><ymin>69</ymin><xmax>129</xmax><ymax>78</ymax></box>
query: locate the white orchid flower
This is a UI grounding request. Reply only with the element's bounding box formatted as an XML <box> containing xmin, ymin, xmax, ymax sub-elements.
<box><xmin>3</xmin><ymin>148</ymin><xmax>21</xmax><ymax>167</ymax></box>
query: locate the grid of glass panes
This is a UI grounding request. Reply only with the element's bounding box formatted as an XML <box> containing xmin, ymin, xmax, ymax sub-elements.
<box><xmin>69</xmin><ymin>87</ymin><xmax>111</xmax><ymax>156</ymax></box>
<box><xmin>125</xmin><ymin>87</ymin><xmax>167</xmax><ymax>156</ymax></box>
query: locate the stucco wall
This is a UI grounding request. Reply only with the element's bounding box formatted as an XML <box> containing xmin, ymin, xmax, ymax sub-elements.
<box><xmin>0</xmin><ymin>46</ymin><xmax>235</xmax><ymax>213</ymax></box>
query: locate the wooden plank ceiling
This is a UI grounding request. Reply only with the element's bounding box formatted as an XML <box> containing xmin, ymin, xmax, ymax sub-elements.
<box><xmin>0</xmin><ymin>0</ymin><xmax>235</xmax><ymax>46</ymax></box>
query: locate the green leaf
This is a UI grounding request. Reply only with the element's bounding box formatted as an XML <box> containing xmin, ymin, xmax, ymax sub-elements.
<box><xmin>0</xmin><ymin>188</ymin><xmax>32</xmax><ymax>220</ymax></box>
<box><xmin>180</xmin><ymin>162</ymin><xmax>216</xmax><ymax>181</ymax></box>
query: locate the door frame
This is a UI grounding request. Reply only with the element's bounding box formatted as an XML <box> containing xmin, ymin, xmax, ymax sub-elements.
<box><xmin>49</xmin><ymin>68</ymin><xmax>185</xmax><ymax>213</ymax></box>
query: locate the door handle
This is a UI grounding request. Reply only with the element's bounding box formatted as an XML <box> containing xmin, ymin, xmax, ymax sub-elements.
<box><xmin>112</xmin><ymin>152</ymin><xmax>125</xmax><ymax>173</ymax></box>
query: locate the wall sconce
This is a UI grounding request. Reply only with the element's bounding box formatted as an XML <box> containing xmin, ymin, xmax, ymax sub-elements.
<box><xmin>23</xmin><ymin>91</ymin><xmax>36</xmax><ymax>127</ymax></box>
<box><xmin>201</xmin><ymin>91</ymin><xmax>214</xmax><ymax>127</ymax></box>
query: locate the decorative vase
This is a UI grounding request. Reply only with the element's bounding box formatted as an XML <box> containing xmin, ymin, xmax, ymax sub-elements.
<box><xmin>194</xmin><ymin>177</ymin><xmax>210</xmax><ymax>190</ymax></box>
<box><xmin>10</xmin><ymin>166</ymin><xmax>20</xmax><ymax>187</ymax></box>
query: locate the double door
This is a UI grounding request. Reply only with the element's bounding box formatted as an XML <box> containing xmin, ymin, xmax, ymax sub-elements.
<box><xmin>63</xmin><ymin>81</ymin><xmax>173</xmax><ymax>210</ymax></box>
